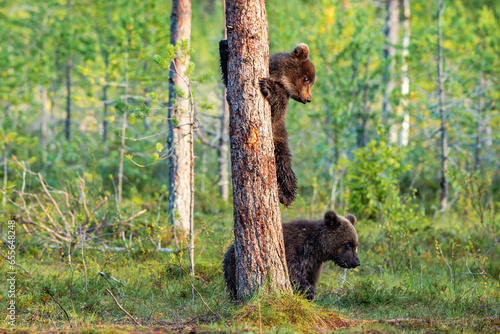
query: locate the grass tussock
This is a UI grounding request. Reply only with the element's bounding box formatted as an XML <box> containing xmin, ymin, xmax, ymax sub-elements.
<box><xmin>232</xmin><ymin>291</ymin><xmax>355</xmax><ymax>333</ymax></box>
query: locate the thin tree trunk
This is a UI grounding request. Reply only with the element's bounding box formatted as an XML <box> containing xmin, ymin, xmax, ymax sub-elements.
<box><xmin>65</xmin><ymin>57</ymin><xmax>71</xmax><ymax>141</ymax></box>
<box><xmin>2</xmin><ymin>147</ymin><xmax>7</xmax><ymax>211</ymax></box>
<box><xmin>167</xmin><ymin>0</ymin><xmax>193</xmax><ymax>234</ymax></box>
<box><xmin>103</xmin><ymin>51</ymin><xmax>109</xmax><ymax>142</ymax></box>
<box><xmin>357</xmin><ymin>61</ymin><xmax>370</xmax><ymax>148</ymax></box>
<box><xmin>383</xmin><ymin>0</ymin><xmax>399</xmax><ymax>142</ymax></box>
<box><xmin>167</xmin><ymin>0</ymin><xmax>194</xmax><ymax>298</ymax></box>
<box><xmin>225</xmin><ymin>0</ymin><xmax>291</xmax><ymax>300</ymax></box>
<box><xmin>474</xmin><ymin>72</ymin><xmax>483</xmax><ymax>171</ymax></box>
<box><xmin>218</xmin><ymin>0</ymin><xmax>230</xmax><ymax>201</ymax></box>
<box><xmin>40</xmin><ymin>86</ymin><xmax>48</xmax><ymax>154</ymax></box>
<box><xmin>400</xmin><ymin>0</ymin><xmax>411</xmax><ymax>146</ymax></box>
<box><xmin>437</xmin><ymin>0</ymin><xmax>447</xmax><ymax>210</ymax></box>
<box><xmin>102</xmin><ymin>4</ymin><xmax>110</xmax><ymax>143</ymax></box>
<box><xmin>117</xmin><ymin>48</ymin><xmax>129</xmax><ymax>209</ymax></box>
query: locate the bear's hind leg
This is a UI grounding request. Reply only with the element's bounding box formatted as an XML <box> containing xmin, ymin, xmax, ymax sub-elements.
<box><xmin>274</xmin><ymin>138</ymin><xmax>297</xmax><ymax>207</ymax></box>
<box><xmin>223</xmin><ymin>244</ymin><xmax>238</xmax><ymax>300</ymax></box>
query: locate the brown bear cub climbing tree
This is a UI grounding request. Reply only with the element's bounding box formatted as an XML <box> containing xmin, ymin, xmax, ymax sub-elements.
<box><xmin>220</xmin><ymin>40</ymin><xmax>316</xmax><ymax>207</ymax></box>
<box><xmin>224</xmin><ymin>210</ymin><xmax>360</xmax><ymax>300</ymax></box>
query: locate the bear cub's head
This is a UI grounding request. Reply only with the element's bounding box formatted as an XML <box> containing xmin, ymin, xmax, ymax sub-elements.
<box><xmin>271</xmin><ymin>43</ymin><xmax>316</xmax><ymax>105</ymax></box>
<box><xmin>320</xmin><ymin>210</ymin><xmax>360</xmax><ymax>269</ymax></box>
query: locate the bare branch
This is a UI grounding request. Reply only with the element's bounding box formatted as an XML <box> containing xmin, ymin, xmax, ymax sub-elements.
<box><xmin>105</xmin><ymin>288</ymin><xmax>142</xmax><ymax>326</ymax></box>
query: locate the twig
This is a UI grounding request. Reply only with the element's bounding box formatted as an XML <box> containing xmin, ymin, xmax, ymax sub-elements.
<box><xmin>438</xmin><ymin>244</ymin><xmax>453</xmax><ymax>285</ymax></box>
<box><xmin>99</xmin><ymin>271</ymin><xmax>125</xmax><ymax>286</ymax></box>
<box><xmin>465</xmin><ymin>254</ymin><xmax>477</xmax><ymax>299</ymax></box>
<box><xmin>84</xmin><ymin>196</ymin><xmax>109</xmax><ymax>226</ymax></box>
<box><xmin>174</xmin><ymin>259</ymin><xmax>219</xmax><ymax>319</ymax></box>
<box><xmin>481</xmin><ymin>239</ymin><xmax>499</xmax><ymax>256</ymax></box>
<box><xmin>0</xmin><ymin>251</ymin><xmax>32</xmax><ymax>277</ymax></box>
<box><xmin>119</xmin><ymin>209</ymin><xmax>147</xmax><ymax>226</ymax></box>
<box><xmin>79</xmin><ymin>178</ymin><xmax>90</xmax><ymax>218</ymax></box>
<box><xmin>340</xmin><ymin>269</ymin><xmax>352</xmax><ymax>288</ymax></box>
<box><xmin>195</xmin><ymin>128</ymin><xmax>218</xmax><ymax>149</ymax></box>
<box><xmin>45</xmin><ymin>289</ymin><xmax>72</xmax><ymax>327</ymax></box>
<box><xmin>38</xmin><ymin>173</ymin><xmax>71</xmax><ymax>235</ymax></box>
<box><xmin>81</xmin><ymin>227</ymin><xmax>88</xmax><ymax>295</ymax></box>
<box><xmin>105</xmin><ymin>288</ymin><xmax>142</xmax><ymax>326</ymax></box>
<box><xmin>364</xmin><ymin>318</ymin><xmax>427</xmax><ymax>324</ymax></box>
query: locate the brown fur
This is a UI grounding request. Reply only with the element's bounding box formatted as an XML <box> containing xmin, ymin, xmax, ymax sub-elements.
<box><xmin>219</xmin><ymin>40</ymin><xmax>316</xmax><ymax>207</ymax></box>
<box><xmin>223</xmin><ymin>210</ymin><xmax>360</xmax><ymax>300</ymax></box>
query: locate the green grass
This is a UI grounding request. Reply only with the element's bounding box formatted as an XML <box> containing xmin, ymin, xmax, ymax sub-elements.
<box><xmin>1</xmin><ymin>208</ymin><xmax>499</xmax><ymax>333</ymax></box>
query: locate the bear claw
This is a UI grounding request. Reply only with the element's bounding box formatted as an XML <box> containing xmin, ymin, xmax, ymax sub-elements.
<box><xmin>259</xmin><ymin>78</ymin><xmax>272</xmax><ymax>99</ymax></box>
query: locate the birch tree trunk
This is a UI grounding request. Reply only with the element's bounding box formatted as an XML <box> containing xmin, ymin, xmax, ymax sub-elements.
<box><xmin>117</xmin><ymin>49</ymin><xmax>129</xmax><ymax>209</ymax></box>
<box><xmin>400</xmin><ymin>0</ymin><xmax>411</xmax><ymax>146</ymax></box>
<box><xmin>225</xmin><ymin>0</ymin><xmax>291</xmax><ymax>300</ymax></box>
<box><xmin>437</xmin><ymin>0</ymin><xmax>448</xmax><ymax>211</ymax></box>
<box><xmin>167</xmin><ymin>0</ymin><xmax>193</xmax><ymax>233</ymax></box>
<box><xmin>382</xmin><ymin>0</ymin><xmax>399</xmax><ymax>143</ymax></box>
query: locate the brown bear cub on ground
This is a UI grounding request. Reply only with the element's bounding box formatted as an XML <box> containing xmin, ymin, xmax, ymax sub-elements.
<box><xmin>219</xmin><ymin>40</ymin><xmax>316</xmax><ymax>207</ymax></box>
<box><xmin>223</xmin><ymin>210</ymin><xmax>360</xmax><ymax>300</ymax></box>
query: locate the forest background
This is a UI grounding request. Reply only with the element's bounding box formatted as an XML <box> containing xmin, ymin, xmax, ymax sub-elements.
<box><xmin>1</xmin><ymin>0</ymin><xmax>499</xmax><ymax>333</ymax></box>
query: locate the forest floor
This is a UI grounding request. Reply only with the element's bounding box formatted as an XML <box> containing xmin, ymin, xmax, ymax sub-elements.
<box><xmin>1</xmin><ymin>210</ymin><xmax>499</xmax><ymax>333</ymax></box>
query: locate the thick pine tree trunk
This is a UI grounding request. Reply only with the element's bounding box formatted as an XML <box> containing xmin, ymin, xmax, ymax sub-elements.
<box><xmin>167</xmin><ymin>0</ymin><xmax>193</xmax><ymax>233</ymax></box>
<box><xmin>225</xmin><ymin>0</ymin><xmax>291</xmax><ymax>300</ymax></box>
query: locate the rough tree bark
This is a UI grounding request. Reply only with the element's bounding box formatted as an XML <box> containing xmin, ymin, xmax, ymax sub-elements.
<box><xmin>167</xmin><ymin>0</ymin><xmax>193</xmax><ymax>233</ymax></box>
<box><xmin>437</xmin><ymin>0</ymin><xmax>448</xmax><ymax>210</ymax></box>
<box><xmin>383</xmin><ymin>0</ymin><xmax>399</xmax><ymax>143</ymax></box>
<box><xmin>218</xmin><ymin>0</ymin><xmax>230</xmax><ymax>201</ymax></box>
<box><xmin>225</xmin><ymin>0</ymin><xmax>291</xmax><ymax>300</ymax></box>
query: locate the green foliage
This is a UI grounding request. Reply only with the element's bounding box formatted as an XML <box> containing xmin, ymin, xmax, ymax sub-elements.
<box><xmin>345</xmin><ymin>137</ymin><xmax>422</xmax><ymax>229</ymax></box>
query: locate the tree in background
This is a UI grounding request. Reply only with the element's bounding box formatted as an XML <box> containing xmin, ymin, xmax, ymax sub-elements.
<box><xmin>383</xmin><ymin>0</ymin><xmax>399</xmax><ymax>142</ymax></box>
<box><xmin>437</xmin><ymin>0</ymin><xmax>448</xmax><ymax>211</ymax></box>
<box><xmin>399</xmin><ymin>0</ymin><xmax>411</xmax><ymax>146</ymax></box>
<box><xmin>167</xmin><ymin>0</ymin><xmax>193</xmax><ymax>233</ymax></box>
<box><xmin>218</xmin><ymin>0</ymin><xmax>230</xmax><ymax>202</ymax></box>
<box><xmin>225</xmin><ymin>0</ymin><xmax>291</xmax><ymax>299</ymax></box>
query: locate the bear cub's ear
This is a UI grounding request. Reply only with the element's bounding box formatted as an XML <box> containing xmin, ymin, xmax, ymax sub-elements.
<box><xmin>345</xmin><ymin>214</ymin><xmax>356</xmax><ymax>225</ymax></box>
<box><xmin>291</xmin><ymin>43</ymin><xmax>310</xmax><ymax>61</ymax></box>
<box><xmin>324</xmin><ymin>210</ymin><xmax>341</xmax><ymax>229</ymax></box>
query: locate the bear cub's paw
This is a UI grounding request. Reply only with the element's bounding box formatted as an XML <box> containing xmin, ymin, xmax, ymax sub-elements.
<box><xmin>259</xmin><ymin>78</ymin><xmax>273</xmax><ymax>99</ymax></box>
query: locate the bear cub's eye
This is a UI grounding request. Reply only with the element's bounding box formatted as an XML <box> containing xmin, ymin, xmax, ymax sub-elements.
<box><xmin>304</xmin><ymin>77</ymin><xmax>310</xmax><ymax>83</ymax></box>
<box><xmin>346</xmin><ymin>243</ymin><xmax>352</xmax><ymax>249</ymax></box>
